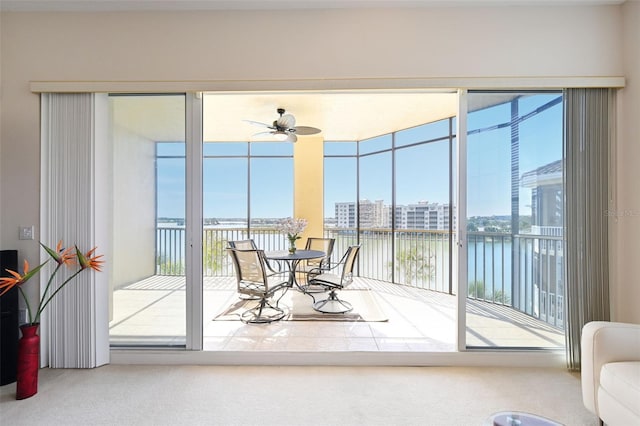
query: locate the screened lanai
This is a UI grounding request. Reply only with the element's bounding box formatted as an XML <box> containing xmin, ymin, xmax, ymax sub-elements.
<box><xmin>108</xmin><ymin>90</ymin><xmax>566</xmax><ymax>353</ymax></box>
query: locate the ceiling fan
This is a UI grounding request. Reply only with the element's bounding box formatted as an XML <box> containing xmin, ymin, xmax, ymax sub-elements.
<box><xmin>245</xmin><ymin>108</ymin><xmax>321</xmax><ymax>143</ymax></box>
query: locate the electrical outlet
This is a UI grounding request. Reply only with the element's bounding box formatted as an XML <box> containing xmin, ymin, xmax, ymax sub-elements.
<box><xmin>19</xmin><ymin>226</ymin><xmax>34</xmax><ymax>240</ymax></box>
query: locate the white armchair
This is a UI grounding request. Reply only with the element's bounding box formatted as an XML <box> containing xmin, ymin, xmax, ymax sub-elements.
<box><xmin>581</xmin><ymin>321</ymin><xmax>640</xmax><ymax>426</ymax></box>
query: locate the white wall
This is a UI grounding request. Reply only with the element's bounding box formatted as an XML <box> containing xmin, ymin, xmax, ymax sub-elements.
<box><xmin>112</xmin><ymin>123</ymin><xmax>156</xmax><ymax>288</ymax></box>
<box><xmin>613</xmin><ymin>0</ymin><xmax>640</xmax><ymax>324</ymax></box>
<box><xmin>1</xmin><ymin>5</ymin><xmax>635</xmax><ymax>322</ymax></box>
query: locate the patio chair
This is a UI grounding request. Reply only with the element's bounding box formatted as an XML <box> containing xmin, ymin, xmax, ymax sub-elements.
<box><xmin>297</xmin><ymin>237</ymin><xmax>335</xmax><ymax>292</ymax></box>
<box><xmin>227</xmin><ymin>247</ymin><xmax>289</xmax><ymax>324</ymax></box>
<box><xmin>227</xmin><ymin>239</ymin><xmax>281</xmax><ymax>300</ymax></box>
<box><xmin>228</xmin><ymin>239</ymin><xmax>281</xmax><ymax>270</ymax></box>
<box><xmin>227</xmin><ymin>240</ymin><xmax>259</xmax><ymax>300</ymax></box>
<box><xmin>306</xmin><ymin>244</ymin><xmax>361</xmax><ymax>314</ymax></box>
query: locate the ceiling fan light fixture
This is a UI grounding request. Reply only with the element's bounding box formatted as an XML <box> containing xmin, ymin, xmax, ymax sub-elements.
<box><xmin>286</xmin><ymin>133</ymin><xmax>298</xmax><ymax>143</ymax></box>
<box><xmin>273</xmin><ymin>132</ymin><xmax>289</xmax><ymax>141</ymax></box>
<box><xmin>277</xmin><ymin>114</ymin><xmax>296</xmax><ymax>130</ymax></box>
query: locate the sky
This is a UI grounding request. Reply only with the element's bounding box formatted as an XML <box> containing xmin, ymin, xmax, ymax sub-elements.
<box><xmin>152</xmin><ymin>92</ymin><xmax>564</xmax><ymax>220</ymax></box>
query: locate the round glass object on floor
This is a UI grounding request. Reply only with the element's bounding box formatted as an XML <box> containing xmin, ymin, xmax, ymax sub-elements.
<box><xmin>484</xmin><ymin>411</ymin><xmax>563</xmax><ymax>426</ymax></box>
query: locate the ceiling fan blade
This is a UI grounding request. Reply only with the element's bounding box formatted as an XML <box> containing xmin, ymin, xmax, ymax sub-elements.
<box><xmin>244</xmin><ymin>119</ymin><xmax>271</xmax><ymax>128</ymax></box>
<box><xmin>252</xmin><ymin>131</ymin><xmax>275</xmax><ymax>137</ymax></box>
<box><xmin>294</xmin><ymin>126</ymin><xmax>322</xmax><ymax>135</ymax></box>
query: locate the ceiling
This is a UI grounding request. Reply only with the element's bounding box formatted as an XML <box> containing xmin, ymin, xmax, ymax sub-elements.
<box><xmin>0</xmin><ymin>0</ymin><xmax>626</xmax><ymax>12</ymax></box>
<box><xmin>112</xmin><ymin>90</ymin><xmax>459</xmax><ymax>143</ymax></box>
<box><xmin>111</xmin><ymin>90</ymin><xmax>534</xmax><ymax>143</ymax></box>
<box><xmin>204</xmin><ymin>91</ymin><xmax>458</xmax><ymax>142</ymax></box>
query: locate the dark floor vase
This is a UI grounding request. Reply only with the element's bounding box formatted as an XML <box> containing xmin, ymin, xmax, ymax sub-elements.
<box><xmin>16</xmin><ymin>323</ymin><xmax>39</xmax><ymax>400</ymax></box>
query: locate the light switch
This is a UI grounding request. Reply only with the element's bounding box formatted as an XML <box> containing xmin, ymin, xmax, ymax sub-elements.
<box><xmin>19</xmin><ymin>226</ymin><xmax>34</xmax><ymax>240</ymax></box>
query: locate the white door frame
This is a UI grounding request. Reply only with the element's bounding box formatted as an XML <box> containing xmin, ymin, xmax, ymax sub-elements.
<box><xmin>186</xmin><ymin>92</ymin><xmax>203</xmax><ymax>351</ymax></box>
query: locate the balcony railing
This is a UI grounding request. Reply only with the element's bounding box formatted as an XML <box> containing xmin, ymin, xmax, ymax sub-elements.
<box><xmin>325</xmin><ymin>228</ymin><xmax>452</xmax><ymax>294</ymax></box>
<box><xmin>156</xmin><ymin>226</ymin><xmax>564</xmax><ymax>329</ymax></box>
<box><xmin>467</xmin><ymin>232</ymin><xmax>564</xmax><ymax>328</ymax></box>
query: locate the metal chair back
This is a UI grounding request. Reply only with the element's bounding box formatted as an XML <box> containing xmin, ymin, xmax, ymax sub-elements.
<box><xmin>339</xmin><ymin>245</ymin><xmax>361</xmax><ymax>286</ymax></box>
<box><xmin>304</xmin><ymin>237</ymin><xmax>336</xmax><ymax>269</ymax></box>
<box><xmin>228</xmin><ymin>239</ymin><xmax>257</xmax><ymax>250</ymax></box>
<box><xmin>227</xmin><ymin>248</ymin><xmax>270</xmax><ymax>296</ymax></box>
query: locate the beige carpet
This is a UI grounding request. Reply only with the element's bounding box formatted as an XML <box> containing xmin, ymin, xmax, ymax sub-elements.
<box><xmin>0</xmin><ymin>365</ymin><xmax>598</xmax><ymax>426</ymax></box>
<box><xmin>214</xmin><ymin>289</ymin><xmax>388</xmax><ymax>322</ymax></box>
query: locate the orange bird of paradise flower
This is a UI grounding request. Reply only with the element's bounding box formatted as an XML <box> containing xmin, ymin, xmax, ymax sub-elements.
<box><xmin>0</xmin><ymin>259</ymin><xmax>48</xmax><ymax>297</ymax></box>
<box><xmin>41</xmin><ymin>240</ymin><xmax>76</xmax><ymax>267</ymax></box>
<box><xmin>76</xmin><ymin>246</ymin><xmax>104</xmax><ymax>272</ymax></box>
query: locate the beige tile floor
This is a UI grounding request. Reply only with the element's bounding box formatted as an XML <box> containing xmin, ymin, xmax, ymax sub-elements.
<box><xmin>109</xmin><ymin>275</ymin><xmax>565</xmax><ymax>351</ymax></box>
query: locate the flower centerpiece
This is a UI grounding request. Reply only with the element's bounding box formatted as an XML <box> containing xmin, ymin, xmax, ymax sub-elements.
<box><xmin>0</xmin><ymin>241</ymin><xmax>104</xmax><ymax>400</ymax></box>
<box><xmin>277</xmin><ymin>217</ymin><xmax>308</xmax><ymax>254</ymax></box>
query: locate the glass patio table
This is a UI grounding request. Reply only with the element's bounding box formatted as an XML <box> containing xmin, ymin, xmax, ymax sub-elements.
<box><xmin>264</xmin><ymin>250</ymin><xmax>325</xmax><ymax>292</ymax></box>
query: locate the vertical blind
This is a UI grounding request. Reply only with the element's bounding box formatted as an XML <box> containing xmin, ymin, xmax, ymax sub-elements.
<box><xmin>40</xmin><ymin>93</ymin><xmax>109</xmax><ymax>368</ymax></box>
<box><xmin>564</xmin><ymin>88</ymin><xmax>614</xmax><ymax>370</ymax></box>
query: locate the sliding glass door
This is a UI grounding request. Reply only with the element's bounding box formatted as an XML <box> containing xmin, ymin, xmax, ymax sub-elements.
<box><xmin>463</xmin><ymin>91</ymin><xmax>565</xmax><ymax>349</ymax></box>
<box><xmin>108</xmin><ymin>94</ymin><xmax>187</xmax><ymax>347</ymax></box>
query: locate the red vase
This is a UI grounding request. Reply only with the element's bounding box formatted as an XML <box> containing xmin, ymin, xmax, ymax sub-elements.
<box><xmin>16</xmin><ymin>323</ymin><xmax>40</xmax><ymax>400</ymax></box>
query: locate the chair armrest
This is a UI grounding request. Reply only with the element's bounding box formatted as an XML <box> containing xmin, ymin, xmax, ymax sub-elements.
<box><xmin>306</xmin><ymin>262</ymin><xmax>341</xmax><ymax>281</ymax></box>
<box><xmin>581</xmin><ymin>321</ymin><xmax>640</xmax><ymax>415</ymax></box>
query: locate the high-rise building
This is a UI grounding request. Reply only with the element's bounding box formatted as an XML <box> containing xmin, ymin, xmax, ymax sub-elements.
<box><xmin>335</xmin><ymin>202</ymin><xmax>357</xmax><ymax>228</ymax></box>
<box><xmin>393</xmin><ymin>201</ymin><xmax>455</xmax><ymax>230</ymax></box>
<box><xmin>334</xmin><ymin>200</ymin><xmax>454</xmax><ymax>230</ymax></box>
<box><xmin>335</xmin><ymin>199</ymin><xmax>387</xmax><ymax>228</ymax></box>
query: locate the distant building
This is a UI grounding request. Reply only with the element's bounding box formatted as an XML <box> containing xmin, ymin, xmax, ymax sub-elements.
<box><xmin>520</xmin><ymin>159</ymin><xmax>564</xmax><ymax>325</ymax></box>
<box><xmin>521</xmin><ymin>159</ymin><xmax>563</xmax><ymax>236</ymax></box>
<box><xmin>334</xmin><ymin>199</ymin><xmax>454</xmax><ymax>230</ymax></box>
<box><xmin>393</xmin><ymin>201</ymin><xmax>455</xmax><ymax>230</ymax></box>
<box><xmin>335</xmin><ymin>202</ymin><xmax>357</xmax><ymax>228</ymax></box>
<box><xmin>335</xmin><ymin>199</ymin><xmax>386</xmax><ymax>228</ymax></box>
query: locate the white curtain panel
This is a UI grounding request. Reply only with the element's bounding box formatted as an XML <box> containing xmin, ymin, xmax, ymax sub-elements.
<box><xmin>564</xmin><ymin>88</ymin><xmax>615</xmax><ymax>371</ymax></box>
<box><xmin>40</xmin><ymin>93</ymin><xmax>110</xmax><ymax>368</ymax></box>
